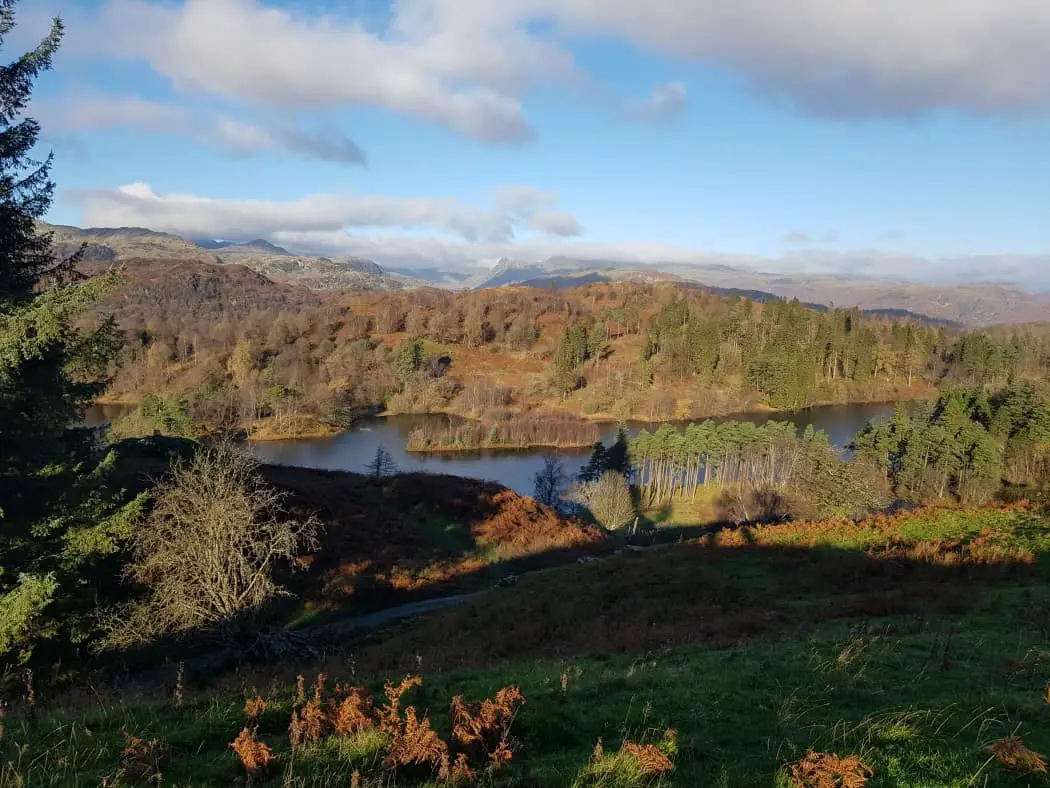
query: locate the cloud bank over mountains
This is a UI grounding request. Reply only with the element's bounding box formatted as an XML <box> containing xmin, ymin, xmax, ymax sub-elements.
<box><xmin>70</xmin><ymin>183</ymin><xmax>583</xmax><ymax>245</ymax></box>
<box><xmin>64</xmin><ymin>182</ymin><xmax>1050</xmax><ymax>289</ymax></box>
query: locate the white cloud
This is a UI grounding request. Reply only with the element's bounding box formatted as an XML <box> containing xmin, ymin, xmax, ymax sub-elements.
<box><xmin>60</xmin><ymin>181</ymin><xmax>1050</xmax><ymax>287</ymax></box>
<box><xmin>629</xmin><ymin>82</ymin><xmax>688</xmax><ymax>122</ymax></box>
<box><xmin>529</xmin><ymin>210</ymin><xmax>583</xmax><ymax>237</ymax></box>
<box><xmin>258</xmin><ymin>230</ymin><xmax>1050</xmax><ymax>290</ymax></box>
<box><xmin>81</xmin><ymin>0</ymin><xmax>542</xmax><ymax>143</ymax></box>
<box><xmin>34</xmin><ymin>94</ymin><xmax>367</xmax><ymax>165</ymax></box>
<box><xmin>65</xmin><ymin>183</ymin><xmax>581</xmax><ymax>243</ymax></box>
<box><xmin>59</xmin><ymin>0</ymin><xmax>1050</xmax><ymax>145</ymax></box>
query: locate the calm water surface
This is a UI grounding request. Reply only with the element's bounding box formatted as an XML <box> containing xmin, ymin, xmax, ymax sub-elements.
<box><xmin>85</xmin><ymin>402</ymin><xmax>897</xmax><ymax>496</ymax></box>
<box><xmin>248</xmin><ymin>403</ymin><xmax>897</xmax><ymax>495</ymax></box>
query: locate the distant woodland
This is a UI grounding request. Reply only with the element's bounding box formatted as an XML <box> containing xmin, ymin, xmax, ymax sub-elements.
<box><xmin>83</xmin><ymin>261</ymin><xmax>1050</xmax><ymax>442</ymax></box>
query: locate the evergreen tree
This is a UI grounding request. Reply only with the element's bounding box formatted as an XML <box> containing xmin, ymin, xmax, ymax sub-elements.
<box><xmin>393</xmin><ymin>336</ymin><xmax>423</xmax><ymax>382</ymax></box>
<box><xmin>605</xmin><ymin>426</ymin><xmax>631</xmax><ymax>477</ymax></box>
<box><xmin>0</xmin><ymin>3</ymin><xmax>131</xmax><ymax>661</ymax></box>
<box><xmin>364</xmin><ymin>446</ymin><xmax>399</xmax><ymax>478</ymax></box>
<box><xmin>578</xmin><ymin>440</ymin><xmax>607</xmax><ymax>482</ymax></box>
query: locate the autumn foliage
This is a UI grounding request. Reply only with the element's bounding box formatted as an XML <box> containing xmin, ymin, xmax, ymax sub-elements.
<box><xmin>120</xmin><ymin>733</ymin><xmax>167</xmax><ymax>784</ymax></box>
<box><xmin>988</xmin><ymin>736</ymin><xmax>1048</xmax><ymax>774</ymax></box>
<box><xmin>787</xmin><ymin>751</ymin><xmax>873</xmax><ymax>788</ymax></box>
<box><xmin>230</xmin><ymin>727</ymin><xmax>278</xmax><ymax>777</ymax></box>
<box><xmin>248</xmin><ymin>673</ymin><xmax>524</xmax><ymax>785</ymax></box>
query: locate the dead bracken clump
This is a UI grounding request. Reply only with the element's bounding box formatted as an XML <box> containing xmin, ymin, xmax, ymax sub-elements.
<box><xmin>449</xmin><ymin>686</ymin><xmax>525</xmax><ymax>766</ymax></box>
<box><xmin>576</xmin><ymin>729</ymin><xmax>677</xmax><ymax>785</ymax></box>
<box><xmin>289</xmin><ymin>697</ymin><xmax>329</xmax><ymax>746</ymax></box>
<box><xmin>243</xmin><ymin>696</ymin><xmax>268</xmax><ymax>720</ymax></box>
<box><xmin>788</xmin><ymin>751</ymin><xmax>873</xmax><ymax>788</ymax></box>
<box><xmin>267</xmin><ymin>673</ymin><xmax>524</xmax><ymax>785</ymax></box>
<box><xmin>378</xmin><ymin>675</ymin><xmax>425</xmax><ymax>734</ymax></box>
<box><xmin>621</xmin><ymin>740</ymin><xmax>675</xmax><ymax>777</ymax></box>
<box><xmin>331</xmin><ymin>685</ymin><xmax>377</xmax><ymax>736</ymax></box>
<box><xmin>385</xmin><ymin>706</ymin><xmax>450</xmax><ymax>776</ymax></box>
<box><xmin>989</xmin><ymin>736</ymin><xmax>1048</xmax><ymax>774</ymax></box>
<box><xmin>230</xmin><ymin>727</ymin><xmax>278</xmax><ymax>777</ymax></box>
<box><xmin>120</xmin><ymin>733</ymin><xmax>167</xmax><ymax>784</ymax></box>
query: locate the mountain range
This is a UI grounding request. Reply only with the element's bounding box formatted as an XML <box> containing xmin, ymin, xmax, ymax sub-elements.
<box><xmin>42</xmin><ymin>223</ymin><xmax>419</xmax><ymax>292</ymax></box>
<box><xmin>39</xmin><ymin>222</ymin><xmax>1050</xmax><ymax>326</ymax></box>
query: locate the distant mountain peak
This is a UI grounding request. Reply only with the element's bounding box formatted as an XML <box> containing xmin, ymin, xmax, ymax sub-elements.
<box><xmin>196</xmin><ymin>238</ymin><xmax>292</xmax><ymax>255</ymax></box>
<box><xmin>342</xmin><ymin>257</ymin><xmax>385</xmax><ymax>276</ymax></box>
<box><xmin>240</xmin><ymin>238</ymin><xmax>291</xmax><ymax>254</ymax></box>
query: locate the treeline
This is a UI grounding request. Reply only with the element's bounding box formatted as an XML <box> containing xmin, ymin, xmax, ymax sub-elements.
<box><xmin>629</xmin><ymin>421</ymin><xmax>886</xmax><ymax>516</ymax></box>
<box><xmin>406</xmin><ymin>413</ymin><xmax>600</xmax><ymax>452</ymax></box>
<box><xmin>561</xmin><ymin>381</ymin><xmax>1050</xmax><ymax>531</ymax></box>
<box><xmin>853</xmin><ymin>381</ymin><xmax>1050</xmax><ymax>503</ymax></box>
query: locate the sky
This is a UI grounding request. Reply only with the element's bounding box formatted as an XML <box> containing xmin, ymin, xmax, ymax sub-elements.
<box><xmin>19</xmin><ymin>0</ymin><xmax>1050</xmax><ymax>285</ymax></box>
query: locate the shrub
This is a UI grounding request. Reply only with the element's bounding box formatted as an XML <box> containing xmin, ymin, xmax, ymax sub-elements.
<box><xmin>574</xmin><ymin>472</ymin><xmax>636</xmax><ymax>531</ymax></box>
<box><xmin>104</xmin><ymin>443</ymin><xmax>320</xmax><ymax>647</ymax></box>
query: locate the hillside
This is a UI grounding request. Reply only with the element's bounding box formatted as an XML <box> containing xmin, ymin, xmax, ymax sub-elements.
<box><xmin>80</xmin><ymin>258</ymin><xmax>326</xmax><ymax>324</ymax></box>
<box><xmin>5</xmin><ymin>502</ymin><xmax>1048</xmax><ymax>785</ymax></box>
<box><xmin>42</xmin><ymin>221</ymin><xmax>1050</xmax><ymax>324</ymax></box>
<box><xmin>262</xmin><ymin>466</ymin><xmax>607</xmax><ymax>618</ymax></box>
<box><xmin>43</xmin><ymin>222</ymin><xmax>420</xmax><ymax>292</ymax></box>
<box><xmin>468</xmin><ymin>257</ymin><xmax>1050</xmax><ymax>326</ymax></box>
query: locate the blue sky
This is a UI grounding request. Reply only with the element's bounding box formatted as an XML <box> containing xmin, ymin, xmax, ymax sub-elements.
<box><xmin>21</xmin><ymin>0</ymin><xmax>1050</xmax><ymax>283</ymax></box>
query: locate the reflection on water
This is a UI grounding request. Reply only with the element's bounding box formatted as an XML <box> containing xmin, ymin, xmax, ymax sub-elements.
<box><xmin>82</xmin><ymin>402</ymin><xmax>899</xmax><ymax>496</ymax></box>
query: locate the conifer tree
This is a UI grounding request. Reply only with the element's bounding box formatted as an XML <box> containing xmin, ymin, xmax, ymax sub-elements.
<box><xmin>0</xmin><ymin>2</ymin><xmax>130</xmax><ymax>661</ymax></box>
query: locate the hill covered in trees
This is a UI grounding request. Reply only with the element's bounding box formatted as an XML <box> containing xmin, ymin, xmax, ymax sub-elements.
<box><xmin>87</xmin><ymin>265</ymin><xmax>1050</xmax><ymax>441</ymax></box>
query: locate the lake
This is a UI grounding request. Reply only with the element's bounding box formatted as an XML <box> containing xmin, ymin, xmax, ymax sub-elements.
<box><xmin>248</xmin><ymin>403</ymin><xmax>897</xmax><ymax>495</ymax></box>
<box><xmin>84</xmin><ymin>402</ymin><xmax>898</xmax><ymax>496</ymax></box>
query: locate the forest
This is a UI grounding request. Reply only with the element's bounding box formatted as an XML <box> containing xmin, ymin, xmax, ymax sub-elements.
<box><xmin>89</xmin><ymin>257</ymin><xmax>1050</xmax><ymax>445</ymax></box>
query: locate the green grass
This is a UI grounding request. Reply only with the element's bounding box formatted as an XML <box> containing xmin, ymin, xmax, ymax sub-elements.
<box><xmin>3</xmin><ymin>506</ymin><xmax>1050</xmax><ymax>786</ymax></box>
<box><xmin>640</xmin><ymin>485</ymin><xmax>723</xmax><ymax>530</ymax></box>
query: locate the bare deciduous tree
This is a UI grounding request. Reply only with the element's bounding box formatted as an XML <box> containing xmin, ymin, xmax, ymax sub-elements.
<box><xmin>105</xmin><ymin>444</ymin><xmax>320</xmax><ymax>647</ymax></box>
<box><xmin>533</xmin><ymin>454</ymin><xmax>569</xmax><ymax>509</ymax></box>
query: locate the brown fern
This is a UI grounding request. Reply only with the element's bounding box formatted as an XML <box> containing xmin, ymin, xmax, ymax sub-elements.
<box><xmin>289</xmin><ymin>697</ymin><xmax>329</xmax><ymax>746</ymax></box>
<box><xmin>120</xmin><ymin>733</ymin><xmax>167</xmax><ymax>784</ymax></box>
<box><xmin>386</xmin><ymin>705</ymin><xmax>450</xmax><ymax>775</ymax></box>
<box><xmin>621</xmin><ymin>742</ymin><xmax>674</xmax><ymax>777</ymax></box>
<box><xmin>378</xmin><ymin>675</ymin><xmax>424</xmax><ymax>734</ymax></box>
<box><xmin>230</xmin><ymin>727</ymin><xmax>278</xmax><ymax>777</ymax></box>
<box><xmin>788</xmin><ymin>751</ymin><xmax>873</xmax><ymax>788</ymax></box>
<box><xmin>989</xmin><ymin>737</ymin><xmax>1048</xmax><ymax>773</ymax></box>
<box><xmin>331</xmin><ymin>686</ymin><xmax>378</xmax><ymax>736</ymax></box>
<box><xmin>243</xmin><ymin>697</ymin><xmax>268</xmax><ymax>721</ymax></box>
<box><xmin>449</xmin><ymin>685</ymin><xmax>524</xmax><ymax>766</ymax></box>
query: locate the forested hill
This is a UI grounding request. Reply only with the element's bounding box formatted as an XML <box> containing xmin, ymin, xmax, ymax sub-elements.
<box><xmin>84</xmin><ymin>267</ymin><xmax>1050</xmax><ymax>441</ymax></box>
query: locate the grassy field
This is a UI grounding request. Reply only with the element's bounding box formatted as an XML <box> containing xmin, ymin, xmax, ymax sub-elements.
<box><xmin>640</xmin><ymin>485</ymin><xmax>726</xmax><ymax>530</ymax></box>
<box><xmin>2</xmin><ymin>505</ymin><xmax>1049</xmax><ymax>786</ymax></box>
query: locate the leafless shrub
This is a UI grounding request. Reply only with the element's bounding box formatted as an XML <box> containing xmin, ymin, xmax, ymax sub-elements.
<box><xmin>574</xmin><ymin>472</ymin><xmax>636</xmax><ymax>530</ymax></box>
<box><xmin>717</xmin><ymin>485</ymin><xmax>793</xmax><ymax>525</ymax></box>
<box><xmin>104</xmin><ymin>443</ymin><xmax>320</xmax><ymax>647</ymax></box>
